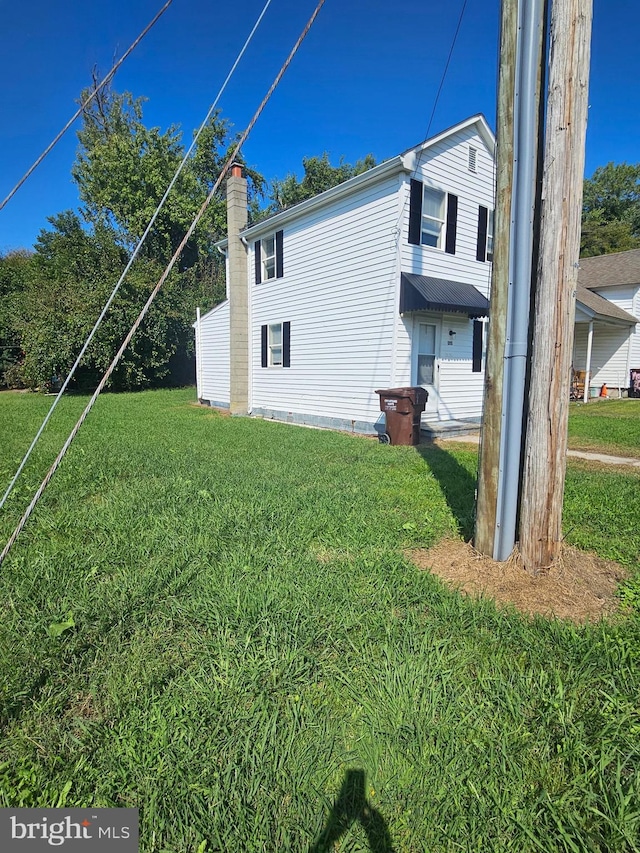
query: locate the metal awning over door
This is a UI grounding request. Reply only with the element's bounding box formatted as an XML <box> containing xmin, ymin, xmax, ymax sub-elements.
<box><xmin>399</xmin><ymin>273</ymin><xmax>490</xmax><ymax>318</ymax></box>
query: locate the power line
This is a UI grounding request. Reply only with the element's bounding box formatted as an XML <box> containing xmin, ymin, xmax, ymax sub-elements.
<box><xmin>0</xmin><ymin>0</ymin><xmax>174</xmax><ymax>211</ymax></box>
<box><xmin>0</xmin><ymin>0</ymin><xmax>274</xmax><ymax>513</ymax></box>
<box><xmin>391</xmin><ymin>0</ymin><xmax>471</xmax><ymax>241</ymax></box>
<box><xmin>424</xmin><ymin>0</ymin><xmax>469</xmax><ymax>140</ymax></box>
<box><xmin>0</xmin><ymin>0</ymin><xmax>326</xmax><ymax>567</ymax></box>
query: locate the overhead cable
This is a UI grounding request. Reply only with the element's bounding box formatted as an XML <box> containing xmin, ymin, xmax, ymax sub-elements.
<box><xmin>391</xmin><ymin>0</ymin><xmax>471</xmax><ymax>243</ymax></box>
<box><xmin>0</xmin><ymin>0</ymin><xmax>326</xmax><ymax>567</ymax></box>
<box><xmin>424</xmin><ymin>0</ymin><xmax>469</xmax><ymax>140</ymax></box>
<box><xmin>0</xmin><ymin>0</ymin><xmax>274</xmax><ymax>513</ymax></box>
<box><xmin>0</xmin><ymin>0</ymin><xmax>175</xmax><ymax>211</ymax></box>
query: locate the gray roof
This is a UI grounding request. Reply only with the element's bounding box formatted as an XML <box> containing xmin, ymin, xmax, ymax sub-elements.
<box><xmin>576</xmin><ymin>285</ymin><xmax>637</xmax><ymax>325</ymax></box>
<box><xmin>400</xmin><ymin>273</ymin><xmax>490</xmax><ymax>317</ymax></box>
<box><xmin>578</xmin><ymin>248</ymin><xmax>640</xmax><ymax>290</ymax></box>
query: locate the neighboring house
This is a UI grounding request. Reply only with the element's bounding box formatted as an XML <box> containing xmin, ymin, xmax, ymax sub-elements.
<box><xmin>195</xmin><ymin>115</ymin><xmax>496</xmax><ymax>435</ymax></box>
<box><xmin>573</xmin><ymin>249</ymin><xmax>640</xmax><ymax>396</ymax></box>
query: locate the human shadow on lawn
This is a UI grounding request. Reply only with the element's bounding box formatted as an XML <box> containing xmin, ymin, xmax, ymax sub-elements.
<box><xmin>415</xmin><ymin>442</ymin><xmax>477</xmax><ymax>540</ymax></box>
<box><xmin>309</xmin><ymin>769</ymin><xmax>394</xmax><ymax>852</ymax></box>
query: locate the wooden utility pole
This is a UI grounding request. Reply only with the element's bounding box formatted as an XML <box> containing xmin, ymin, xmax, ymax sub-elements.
<box><xmin>519</xmin><ymin>0</ymin><xmax>593</xmax><ymax>572</ymax></box>
<box><xmin>475</xmin><ymin>0</ymin><xmax>546</xmax><ymax>560</ymax></box>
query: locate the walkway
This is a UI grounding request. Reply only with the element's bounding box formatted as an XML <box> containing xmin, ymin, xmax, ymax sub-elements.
<box><xmin>438</xmin><ymin>432</ymin><xmax>640</xmax><ymax>469</ymax></box>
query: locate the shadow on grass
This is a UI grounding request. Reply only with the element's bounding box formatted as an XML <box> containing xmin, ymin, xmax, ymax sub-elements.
<box><xmin>309</xmin><ymin>769</ymin><xmax>394</xmax><ymax>852</ymax></box>
<box><xmin>416</xmin><ymin>442</ymin><xmax>477</xmax><ymax>540</ymax></box>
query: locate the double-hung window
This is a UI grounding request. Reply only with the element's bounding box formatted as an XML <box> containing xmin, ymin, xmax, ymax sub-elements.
<box><xmin>261</xmin><ymin>321</ymin><xmax>291</xmax><ymax>368</ymax></box>
<box><xmin>255</xmin><ymin>230</ymin><xmax>284</xmax><ymax>284</ymax></box>
<box><xmin>421</xmin><ymin>188</ymin><xmax>446</xmax><ymax>248</ymax></box>
<box><xmin>262</xmin><ymin>235</ymin><xmax>276</xmax><ymax>280</ymax></box>
<box><xmin>268</xmin><ymin>323</ymin><xmax>282</xmax><ymax>366</ymax></box>
<box><xmin>408</xmin><ymin>179</ymin><xmax>457</xmax><ymax>254</ymax></box>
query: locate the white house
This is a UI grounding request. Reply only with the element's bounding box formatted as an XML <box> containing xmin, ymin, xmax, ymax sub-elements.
<box><xmin>573</xmin><ymin>249</ymin><xmax>640</xmax><ymax>397</ymax></box>
<box><xmin>195</xmin><ymin>115</ymin><xmax>497</xmax><ymax>435</ymax></box>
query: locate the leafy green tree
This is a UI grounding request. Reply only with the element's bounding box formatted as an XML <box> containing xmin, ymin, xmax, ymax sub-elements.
<box><xmin>581</xmin><ymin>162</ymin><xmax>640</xmax><ymax>256</ymax></box>
<box><xmin>0</xmin><ymin>250</ymin><xmax>32</xmax><ymax>387</ymax></box>
<box><xmin>13</xmin><ymin>83</ymin><xmax>262</xmax><ymax>391</ymax></box>
<box><xmin>580</xmin><ymin>216</ymin><xmax>640</xmax><ymax>258</ymax></box>
<box><xmin>72</xmin><ymin>85</ymin><xmax>263</xmax><ymax>267</ymax></box>
<box><xmin>268</xmin><ymin>152</ymin><xmax>376</xmax><ymax>213</ymax></box>
<box><xmin>19</xmin><ymin>212</ymin><xmax>196</xmax><ymax>391</ymax></box>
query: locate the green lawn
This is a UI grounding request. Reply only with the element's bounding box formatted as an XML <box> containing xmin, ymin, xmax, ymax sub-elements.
<box><xmin>0</xmin><ymin>389</ymin><xmax>639</xmax><ymax>852</ymax></box>
<box><xmin>568</xmin><ymin>398</ymin><xmax>640</xmax><ymax>458</ymax></box>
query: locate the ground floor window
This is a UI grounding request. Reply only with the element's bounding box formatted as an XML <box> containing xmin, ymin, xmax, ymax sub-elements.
<box><xmin>261</xmin><ymin>321</ymin><xmax>291</xmax><ymax>367</ymax></box>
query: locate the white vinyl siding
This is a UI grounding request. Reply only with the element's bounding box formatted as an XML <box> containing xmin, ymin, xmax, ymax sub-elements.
<box><xmin>573</xmin><ymin>284</ymin><xmax>640</xmax><ymax>388</ymax></box>
<box><xmin>573</xmin><ymin>323</ymin><xmax>631</xmax><ymax>389</ymax></box>
<box><xmin>394</xmin><ymin>313</ymin><xmax>485</xmax><ymax>421</ymax></box>
<box><xmin>196</xmin><ymin>300</ymin><xmax>230</xmax><ymax>405</ymax></box>
<box><xmin>250</xmin><ymin>174</ymin><xmax>400</xmax><ymax>427</ymax></box>
<box><xmin>403</xmin><ymin>127</ymin><xmax>495</xmax><ymax>297</ymax></box>
<box><xmin>197</xmin><ymin>120</ymin><xmax>496</xmax><ymax>430</ymax></box>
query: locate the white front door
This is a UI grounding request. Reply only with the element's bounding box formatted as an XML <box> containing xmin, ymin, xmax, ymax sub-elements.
<box><xmin>414</xmin><ymin>320</ymin><xmax>440</xmax><ymax>416</ymax></box>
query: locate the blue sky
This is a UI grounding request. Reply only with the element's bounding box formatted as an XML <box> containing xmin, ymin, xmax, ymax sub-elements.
<box><xmin>1</xmin><ymin>0</ymin><xmax>638</xmax><ymax>252</ymax></box>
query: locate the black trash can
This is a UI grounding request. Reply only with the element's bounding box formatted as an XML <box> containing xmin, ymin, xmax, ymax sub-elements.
<box><xmin>375</xmin><ymin>387</ymin><xmax>428</xmax><ymax>445</ymax></box>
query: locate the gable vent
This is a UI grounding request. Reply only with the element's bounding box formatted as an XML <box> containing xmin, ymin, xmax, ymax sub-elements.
<box><xmin>468</xmin><ymin>146</ymin><xmax>477</xmax><ymax>173</ymax></box>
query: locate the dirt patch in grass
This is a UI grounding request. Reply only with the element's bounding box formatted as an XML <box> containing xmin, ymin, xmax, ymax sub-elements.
<box><xmin>408</xmin><ymin>539</ymin><xmax>629</xmax><ymax>623</ymax></box>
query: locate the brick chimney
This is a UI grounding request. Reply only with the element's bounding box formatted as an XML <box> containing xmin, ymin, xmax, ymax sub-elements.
<box><xmin>227</xmin><ymin>162</ymin><xmax>249</xmax><ymax>415</ymax></box>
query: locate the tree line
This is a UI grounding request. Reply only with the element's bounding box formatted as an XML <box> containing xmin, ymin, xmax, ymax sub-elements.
<box><xmin>1</xmin><ymin>83</ymin><xmax>638</xmax><ymax>391</ymax></box>
<box><xmin>0</xmin><ymin>84</ymin><xmax>376</xmax><ymax>392</ymax></box>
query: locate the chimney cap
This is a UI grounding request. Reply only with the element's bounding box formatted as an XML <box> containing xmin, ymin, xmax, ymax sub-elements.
<box><xmin>229</xmin><ymin>161</ymin><xmax>244</xmax><ymax>179</ymax></box>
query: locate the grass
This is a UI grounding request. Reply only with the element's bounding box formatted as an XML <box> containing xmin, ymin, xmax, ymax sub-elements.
<box><xmin>568</xmin><ymin>398</ymin><xmax>640</xmax><ymax>458</ymax></box>
<box><xmin>0</xmin><ymin>388</ymin><xmax>639</xmax><ymax>852</ymax></box>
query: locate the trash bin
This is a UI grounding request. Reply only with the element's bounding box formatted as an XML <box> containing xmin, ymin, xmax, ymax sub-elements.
<box><xmin>375</xmin><ymin>387</ymin><xmax>428</xmax><ymax>446</ymax></box>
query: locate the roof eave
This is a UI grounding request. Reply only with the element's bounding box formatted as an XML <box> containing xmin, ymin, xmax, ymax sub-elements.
<box><xmin>215</xmin><ymin>155</ymin><xmax>409</xmax><ymax>249</ymax></box>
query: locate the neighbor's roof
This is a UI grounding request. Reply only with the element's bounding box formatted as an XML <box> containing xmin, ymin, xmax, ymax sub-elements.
<box><xmin>576</xmin><ymin>284</ymin><xmax>638</xmax><ymax>325</ymax></box>
<box><xmin>216</xmin><ymin>114</ymin><xmax>495</xmax><ymax>248</ymax></box>
<box><xmin>578</xmin><ymin>248</ymin><xmax>640</xmax><ymax>290</ymax></box>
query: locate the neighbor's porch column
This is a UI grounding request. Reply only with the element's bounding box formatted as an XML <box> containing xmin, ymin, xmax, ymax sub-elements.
<box><xmin>583</xmin><ymin>320</ymin><xmax>594</xmax><ymax>403</ymax></box>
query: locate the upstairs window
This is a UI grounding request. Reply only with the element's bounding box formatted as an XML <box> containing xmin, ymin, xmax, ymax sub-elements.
<box><xmin>408</xmin><ymin>179</ymin><xmax>457</xmax><ymax>254</ymax></box>
<box><xmin>486</xmin><ymin>210</ymin><xmax>494</xmax><ymax>262</ymax></box>
<box><xmin>254</xmin><ymin>230</ymin><xmax>284</xmax><ymax>284</ymax></box>
<box><xmin>262</xmin><ymin>235</ymin><xmax>276</xmax><ymax>280</ymax></box>
<box><xmin>476</xmin><ymin>206</ymin><xmax>494</xmax><ymax>263</ymax></box>
<box><xmin>421</xmin><ymin>188</ymin><xmax>446</xmax><ymax>248</ymax></box>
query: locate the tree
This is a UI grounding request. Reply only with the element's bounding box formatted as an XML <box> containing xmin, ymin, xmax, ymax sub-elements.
<box><xmin>268</xmin><ymin>152</ymin><xmax>376</xmax><ymax>213</ymax></box>
<box><xmin>72</xmin><ymin>82</ymin><xmax>263</xmax><ymax>267</ymax></box>
<box><xmin>581</xmin><ymin>162</ymin><xmax>640</xmax><ymax>256</ymax></box>
<box><xmin>0</xmin><ymin>250</ymin><xmax>32</xmax><ymax>387</ymax></box>
<box><xmin>13</xmin><ymin>83</ymin><xmax>265</xmax><ymax>391</ymax></box>
<box><xmin>17</xmin><ymin>211</ymin><xmax>210</xmax><ymax>392</ymax></box>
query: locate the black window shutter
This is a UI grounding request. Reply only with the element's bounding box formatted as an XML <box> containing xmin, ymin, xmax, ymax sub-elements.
<box><xmin>472</xmin><ymin>321</ymin><xmax>483</xmax><ymax>373</ymax></box>
<box><xmin>408</xmin><ymin>179</ymin><xmax>423</xmax><ymax>245</ymax></box>
<box><xmin>476</xmin><ymin>206</ymin><xmax>488</xmax><ymax>262</ymax></box>
<box><xmin>445</xmin><ymin>194</ymin><xmax>458</xmax><ymax>254</ymax></box>
<box><xmin>254</xmin><ymin>240</ymin><xmax>262</xmax><ymax>284</ymax></box>
<box><xmin>275</xmin><ymin>230</ymin><xmax>284</xmax><ymax>278</ymax></box>
<box><xmin>261</xmin><ymin>324</ymin><xmax>268</xmax><ymax>367</ymax></box>
<box><xmin>282</xmin><ymin>321</ymin><xmax>291</xmax><ymax>367</ymax></box>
